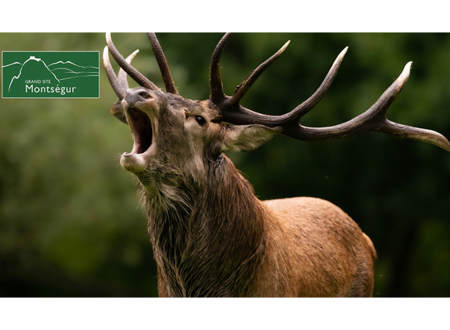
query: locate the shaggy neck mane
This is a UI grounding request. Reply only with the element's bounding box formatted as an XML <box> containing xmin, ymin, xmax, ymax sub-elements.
<box><xmin>139</xmin><ymin>155</ymin><xmax>268</xmax><ymax>297</ymax></box>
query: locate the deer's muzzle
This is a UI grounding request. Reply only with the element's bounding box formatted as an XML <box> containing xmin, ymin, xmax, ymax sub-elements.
<box><xmin>120</xmin><ymin>91</ymin><xmax>156</xmax><ymax>174</ymax></box>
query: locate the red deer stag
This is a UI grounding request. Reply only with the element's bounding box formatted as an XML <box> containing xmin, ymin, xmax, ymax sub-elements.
<box><xmin>103</xmin><ymin>33</ymin><xmax>450</xmax><ymax>297</ymax></box>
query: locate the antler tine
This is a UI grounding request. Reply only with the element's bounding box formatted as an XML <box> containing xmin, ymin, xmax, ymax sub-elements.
<box><xmin>286</xmin><ymin>47</ymin><xmax>348</xmax><ymax>121</ymax></box>
<box><xmin>283</xmin><ymin>61</ymin><xmax>415</xmax><ymax>140</ymax></box>
<box><xmin>210</xmin><ymin>33</ymin><xmax>233</xmax><ymax>103</ymax></box>
<box><xmin>379</xmin><ymin>120</ymin><xmax>450</xmax><ymax>150</ymax></box>
<box><xmin>103</xmin><ymin>47</ymin><xmax>140</xmax><ymax>99</ymax></box>
<box><xmin>103</xmin><ymin>46</ymin><xmax>125</xmax><ymax>100</ymax></box>
<box><xmin>103</xmin><ymin>47</ymin><xmax>139</xmax><ymax>125</ymax></box>
<box><xmin>218</xmin><ymin>47</ymin><xmax>348</xmax><ymax>126</ymax></box>
<box><xmin>284</xmin><ymin>61</ymin><xmax>450</xmax><ymax>151</ymax></box>
<box><xmin>105</xmin><ymin>33</ymin><xmax>159</xmax><ymax>91</ymax></box>
<box><xmin>118</xmin><ymin>49</ymin><xmax>140</xmax><ymax>91</ymax></box>
<box><xmin>227</xmin><ymin>40</ymin><xmax>291</xmax><ymax>107</ymax></box>
<box><xmin>147</xmin><ymin>33</ymin><xmax>178</xmax><ymax>94</ymax></box>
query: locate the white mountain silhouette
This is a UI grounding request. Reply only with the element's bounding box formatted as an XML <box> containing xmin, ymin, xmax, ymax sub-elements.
<box><xmin>48</xmin><ymin>60</ymin><xmax>98</xmax><ymax>70</ymax></box>
<box><xmin>4</xmin><ymin>56</ymin><xmax>99</xmax><ymax>91</ymax></box>
<box><xmin>2</xmin><ymin>62</ymin><xmax>22</xmax><ymax>68</ymax></box>
<box><xmin>7</xmin><ymin>56</ymin><xmax>60</xmax><ymax>91</ymax></box>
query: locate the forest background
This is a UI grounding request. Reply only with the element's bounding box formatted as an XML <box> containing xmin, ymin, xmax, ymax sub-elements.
<box><xmin>1</xmin><ymin>33</ymin><xmax>450</xmax><ymax>297</ymax></box>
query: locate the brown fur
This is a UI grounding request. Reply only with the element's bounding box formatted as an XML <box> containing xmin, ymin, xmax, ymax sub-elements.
<box><xmin>104</xmin><ymin>33</ymin><xmax>448</xmax><ymax>297</ymax></box>
<box><xmin>140</xmin><ymin>152</ymin><xmax>376</xmax><ymax>297</ymax></box>
<box><xmin>112</xmin><ymin>87</ymin><xmax>376</xmax><ymax>297</ymax></box>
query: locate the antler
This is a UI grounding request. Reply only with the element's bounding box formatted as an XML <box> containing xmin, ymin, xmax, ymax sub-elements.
<box><xmin>105</xmin><ymin>33</ymin><xmax>158</xmax><ymax>91</ymax></box>
<box><xmin>103</xmin><ymin>46</ymin><xmax>141</xmax><ymax>123</ymax></box>
<box><xmin>210</xmin><ymin>33</ymin><xmax>232</xmax><ymax>103</ymax></box>
<box><xmin>147</xmin><ymin>33</ymin><xmax>178</xmax><ymax>94</ymax></box>
<box><xmin>103</xmin><ymin>46</ymin><xmax>139</xmax><ymax>100</ymax></box>
<box><xmin>210</xmin><ymin>34</ymin><xmax>450</xmax><ymax>151</ymax></box>
<box><xmin>104</xmin><ymin>33</ymin><xmax>178</xmax><ymax>95</ymax></box>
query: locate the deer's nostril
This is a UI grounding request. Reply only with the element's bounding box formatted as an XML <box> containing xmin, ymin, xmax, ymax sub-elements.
<box><xmin>139</xmin><ymin>91</ymin><xmax>151</xmax><ymax>99</ymax></box>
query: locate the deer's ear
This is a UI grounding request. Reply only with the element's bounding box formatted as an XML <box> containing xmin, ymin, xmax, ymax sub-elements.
<box><xmin>221</xmin><ymin>124</ymin><xmax>282</xmax><ymax>152</ymax></box>
<box><xmin>111</xmin><ymin>101</ymin><xmax>128</xmax><ymax>124</ymax></box>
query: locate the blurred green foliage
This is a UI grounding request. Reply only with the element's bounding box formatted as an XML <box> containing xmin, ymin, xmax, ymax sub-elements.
<box><xmin>1</xmin><ymin>33</ymin><xmax>450</xmax><ymax>297</ymax></box>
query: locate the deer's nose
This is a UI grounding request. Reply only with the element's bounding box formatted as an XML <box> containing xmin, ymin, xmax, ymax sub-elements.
<box><xmin>124</xmin><ymin>88</ymin><xmax>153</xmax><ymax>108</ymax></box>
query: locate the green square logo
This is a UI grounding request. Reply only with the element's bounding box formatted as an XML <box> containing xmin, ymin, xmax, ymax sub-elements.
<box><xmin>2</xmin><ymin>51</ymin><xmax>99</xmax><ymax>98</ymax></box>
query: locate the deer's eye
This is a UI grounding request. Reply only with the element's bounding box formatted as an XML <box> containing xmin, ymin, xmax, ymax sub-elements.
<box><xmin>195</xmin><ymin>115</ymin><xmax>206</xmax><ymax>126</ymax></box>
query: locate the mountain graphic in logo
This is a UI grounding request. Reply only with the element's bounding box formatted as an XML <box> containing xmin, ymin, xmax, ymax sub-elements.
<box><xmin>48</xmin><ymin>60</ymin><xmax>99</xmax><ymax>81</ymax></box>
<box><xmin>6</xmin><ymin>56</ymin><xmax>59</xmax><ymax>92</ymax></box>
<box><xmin>2</xmin><ymin>51</ymin><xmax>99</xmax><ymax>98</ymax></box>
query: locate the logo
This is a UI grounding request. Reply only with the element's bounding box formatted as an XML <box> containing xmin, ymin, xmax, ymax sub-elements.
<box><xmin>2</xmin><ymin>51</ymin><xmax>99</xmax><ymax>98</ymax></box>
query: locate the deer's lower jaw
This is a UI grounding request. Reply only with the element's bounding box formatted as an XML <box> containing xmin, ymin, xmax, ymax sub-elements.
<box><xmin>120</xmin><ymin>107</ymin><xmax>155</xmax><ymax>174</ymax></box>
<box><xmin>120</xmin><ymin>146</ymin><xmax>154</xmax><ymax>173</ymax></box>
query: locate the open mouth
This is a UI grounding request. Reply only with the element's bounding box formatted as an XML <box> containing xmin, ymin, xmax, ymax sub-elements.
<box><xmin>120</xmin><ymin>107</ymin><xmax>155</xmax><ymax>173</ymax></box>
<box><xmin>127</xmin><ymin>107</ymin><xmax>153</xmax><ymax>154</ymax></box>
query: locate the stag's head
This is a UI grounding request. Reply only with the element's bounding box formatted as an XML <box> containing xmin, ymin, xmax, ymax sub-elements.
<box><xmin>103</xmin><ymin>33</ymin><xmax>286</xmax><ymax>184</ymax></box>
<box><xmin>104</xmin><ymin>33</ymin><xmax>450</xmax><ymax>186</ymax></box>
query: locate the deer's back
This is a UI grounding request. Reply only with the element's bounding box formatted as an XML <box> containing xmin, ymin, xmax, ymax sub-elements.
<box><xmin>262</xmin><ymin>197</ymin><xmax>376</xmax><ymax>297</ymax></box>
